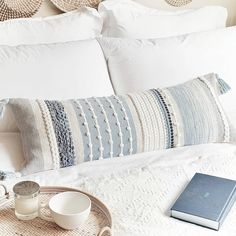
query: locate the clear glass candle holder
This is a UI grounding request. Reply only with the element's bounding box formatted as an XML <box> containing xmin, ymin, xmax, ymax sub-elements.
<box><xmin>13</xmin><ymin>181</ymin><xmax>40</xmax><ymax>220</ymax></box>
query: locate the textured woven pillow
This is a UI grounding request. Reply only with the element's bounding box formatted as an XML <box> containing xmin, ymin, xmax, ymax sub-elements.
<box><xmin>3</xmin><ymin>73</ymin><xmax>236</xmax><ymax>176</ymax></box>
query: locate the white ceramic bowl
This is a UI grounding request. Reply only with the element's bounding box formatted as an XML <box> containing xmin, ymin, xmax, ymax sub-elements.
<box><xmin>48</xmin><ymin>191</ymin><xmax>91</xmax><ymax>230</ymax></box>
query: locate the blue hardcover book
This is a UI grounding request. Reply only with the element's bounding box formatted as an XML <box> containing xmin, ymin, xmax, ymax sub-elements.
<box><xmin>171</xmin><ymin>173</ymin><xmax>236</xmax><ymax>230</ymax></box>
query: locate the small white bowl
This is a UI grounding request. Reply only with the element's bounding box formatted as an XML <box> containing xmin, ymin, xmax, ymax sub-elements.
<box><xmin>47</xmin><ymin>191</ymin><xmax>91</xmax><ymax>230</ymax></box>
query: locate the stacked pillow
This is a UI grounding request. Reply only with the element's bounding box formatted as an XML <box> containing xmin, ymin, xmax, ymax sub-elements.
<box><xmin>98</xmin><ymin>0</ymin><xmax>228</xmax><ymax>38</ymax></box>
<box><xmin>0</xmin><ymin>7</ymin><xmax>102</xmax><ymax>46</ymax></box>
<box><xmin>0</xmin><ymin>40</ymin><xmax>113</xmax><ymax>99</ymax></box>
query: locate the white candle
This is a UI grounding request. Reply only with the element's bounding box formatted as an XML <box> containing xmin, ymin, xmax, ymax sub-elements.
<box><xmin>15</xmin><ymin>197</ymin><xmax>39</xmax><ymax>215</ymax></box>
<box><xmin>13</xmin><ymin>181</ymin><xmax>40</xmax><ymax>220</ymax></box>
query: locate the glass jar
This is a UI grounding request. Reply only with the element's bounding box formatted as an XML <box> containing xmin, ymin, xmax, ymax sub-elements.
<box><xmin>13</xmin><ymin>181</ymin><xmax>40</xmax><ymax>220</ymax></box>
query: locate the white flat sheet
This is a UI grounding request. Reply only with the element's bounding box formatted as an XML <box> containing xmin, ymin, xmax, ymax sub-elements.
<box><xmin>1</xmin><ymin>143</ymin><xmax>236</xmax><ymax>236</ymax></box>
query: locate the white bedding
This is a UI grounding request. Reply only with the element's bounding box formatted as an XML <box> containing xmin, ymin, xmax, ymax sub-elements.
<box><xmin>1</xmin><ymin>143</ymin><xmax>236</xmax><ymax>236</ymax></box>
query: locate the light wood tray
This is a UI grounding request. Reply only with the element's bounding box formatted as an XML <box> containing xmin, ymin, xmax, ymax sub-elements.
<box><xmin>0</xmin><ymin>185</ymin><xmax>112</xmax><ymax>236</ymax></box>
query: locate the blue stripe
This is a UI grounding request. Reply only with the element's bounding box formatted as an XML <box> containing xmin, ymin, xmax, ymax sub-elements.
<box><xmin>151</xmin><ymin>89</ymin><xmax>174</xmax><ymax>148</ymax></box>
<box><xmin>72</xmin><ymin>96</ymin><xmax>138</xmax><ymax>160</ymax></box>
<box><xmin>45</xmin><ymin>101</ymin><xmax>75</xmax><ymax>168</ymax></box>
<box><xmin>71</xmin><ymin>100</ymin><xmax>91</xmax><ymax>162</ymax></box>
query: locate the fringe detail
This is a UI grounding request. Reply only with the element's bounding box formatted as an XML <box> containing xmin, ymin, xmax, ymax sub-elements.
<box><xmin>0</xmin><ymin>99</ymin><xmax>9</xmax><ymax>119</ymax></box>
<box><xmin>216</xmin><ymin>74</ymin><xmax>231</xmax><ymax>95</ymax></box>
<box><xmin>0</xmin><ymin>171</ymin><xmax>20</xmax><ymax>181</ymax></box>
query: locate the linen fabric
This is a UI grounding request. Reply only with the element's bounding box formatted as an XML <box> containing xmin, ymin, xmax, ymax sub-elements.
<box><xmin>99</xmin><ymin>0</ymin><xmax>228</xmax><ymax>38</ymax></box>
<box><xmin>0</xmin><ymin>133</ymin><xmax>24</xmax><ymax>172</ymax></box>
<box><xmin>5</xmin><ymin>73</ymin><xmax>235</xmax><ymax>175</ymax></box>
<box><xmin>0</xmin><ymin>7</ymin><xmax>102</xmax><ymax>46</ymax></box>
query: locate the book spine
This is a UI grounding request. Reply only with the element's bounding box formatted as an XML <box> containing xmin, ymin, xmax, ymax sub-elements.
<box><xmin>219</xmin><ymin>185</ymin><xmax>236</xmax><ymax>227</ymax></box>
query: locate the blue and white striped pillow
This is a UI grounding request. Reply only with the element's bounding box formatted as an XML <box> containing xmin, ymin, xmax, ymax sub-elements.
<box><xmin>1</xmin><ymin>73</ymin><xmax>235</xmax><ymax>178</ymax></box>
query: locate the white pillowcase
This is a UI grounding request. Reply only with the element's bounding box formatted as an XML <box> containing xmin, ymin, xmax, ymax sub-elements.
<box><xmin>0</xmin><ymin>39</ymin><xmax>113</xmax><ymax>99</ymax></box>
<box><xmin>99</xmin><ymin>0</ymin><xmax>228</xmax><ymax>38</ymax></box>
<box><xmin>0</xmin><ymin>7</ymin><xmax>102</xmax><ymax>46</ymax></box>
<box><xmin>0</xmin><ymin>39</ymin><xmax>114</xmax><ymax>132</ymax></box>
<box><xmin>98</xmin><ymin>26</ymin><xmax>236</xmax><ymax>127</ymax></box>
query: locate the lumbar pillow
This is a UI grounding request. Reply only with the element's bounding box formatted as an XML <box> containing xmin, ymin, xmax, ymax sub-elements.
<box><xmin>1</xmin><ymin>73</ymin><xmax>235</xmax><ymax>177</ymax></box>
<box><xmin>99</xmin><ymin>0</ymin><xmax>228</xmax><ymax>38</ymax></box>
<box><xmin>0</xmin><ymin>7</ymin><xmax>102</xmax><ymax>46</ymax></box>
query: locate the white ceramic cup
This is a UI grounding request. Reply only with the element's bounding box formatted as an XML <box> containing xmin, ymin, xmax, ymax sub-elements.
<box><xmin>39</xmin><ymin>191</ymin><xmax>91</xmax><ymax>230</ymax></box>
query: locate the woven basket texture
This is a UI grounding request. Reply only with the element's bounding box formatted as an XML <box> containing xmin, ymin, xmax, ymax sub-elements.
<box><xmin>0</xmin><ymin>0</ymin><xmax>43</xmax><ymax>21</ymax></box>
<box><xmin>50</xmin><ymin>0</ymin><xmax>101</xmax><ymax>12</ymax></box>
<box><xmin>165</xmin><ymin>0</ymin><xmax>192</xmax><ymax>7</ymax></box>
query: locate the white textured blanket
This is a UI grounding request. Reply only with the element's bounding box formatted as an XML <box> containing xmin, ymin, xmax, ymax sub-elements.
<box><xmin>1</xmin><ymin>143</ymin><xmax>236</xmax><ymax>236</ymax></box>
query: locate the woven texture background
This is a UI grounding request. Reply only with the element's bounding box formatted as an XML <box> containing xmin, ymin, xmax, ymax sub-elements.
<box><xmin>165</xmin><ymin>0</ymin><xmax>192</xmax><ymax>7</ymax></box>
<box><xmin>0</xmin><ymin>0</ymin><xmax>43</xmax><ymax>21</ymax></box>
<box><xmin>50</xmin><ymin>0</ymin><xmax>101</xmax><ymax>12</ymax></box>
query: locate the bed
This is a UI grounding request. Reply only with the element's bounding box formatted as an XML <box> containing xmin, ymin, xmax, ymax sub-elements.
<box><xmin>0</xmin><ymin>1</ymin><xmax>236</xmax><ymax>236</ymax></box>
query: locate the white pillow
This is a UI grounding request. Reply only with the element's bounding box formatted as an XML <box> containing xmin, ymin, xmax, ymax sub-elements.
<box><xmin>0</xmin><ymin>39</ymin><xmax>114</xmax><ymax>132</ymax></box>
<box><xmin>98</xmin><ymin>26</ymin><xmax>236</xmax><ymax>126</ymax></box>
<box><xmin>99</xmin><ymin>0</ymin><xmax>228</xmax><ymax>38</ymax></box>
<box><xmin>0</xmin><ymin>7</ymin><xmax>102</xmax><ymax>46</ymax></box>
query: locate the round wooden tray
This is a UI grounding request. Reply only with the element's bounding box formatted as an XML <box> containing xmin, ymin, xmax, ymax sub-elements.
<box><xmin>0</xmin><ymin>185</ymin><xmax>112</xmax><ymax>236</ymax></box>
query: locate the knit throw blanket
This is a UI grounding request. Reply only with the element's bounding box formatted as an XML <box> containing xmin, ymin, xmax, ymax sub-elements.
<box><xmin>78</xmin><ymin>145</ymin><xmax>236</xmax><ymax>236</ymax></box>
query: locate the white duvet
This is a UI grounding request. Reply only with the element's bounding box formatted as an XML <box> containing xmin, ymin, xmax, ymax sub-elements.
<box><xmin>1</xmin><ymin>143</ymin><xmax>236</xmax><ymax>236</ymax></box>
